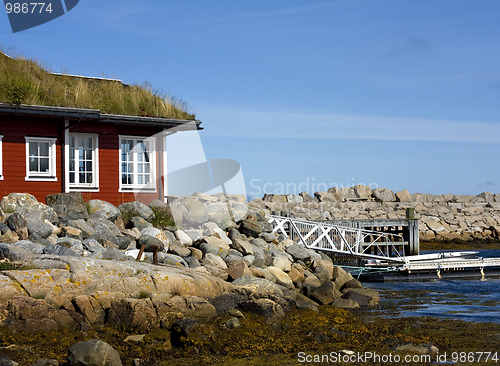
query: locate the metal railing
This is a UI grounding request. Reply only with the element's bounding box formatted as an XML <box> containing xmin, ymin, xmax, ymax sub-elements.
<box><xmin>268</xmin><ymin>215</ymin><xmax>406</xmax><ymax>263</ymax></box>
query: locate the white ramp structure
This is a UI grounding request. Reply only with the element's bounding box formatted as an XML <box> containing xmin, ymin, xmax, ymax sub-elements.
<box><xmin>268</xmin><ymin>215</ymin><xmax>407</xmax><ymax>263</ymax></box>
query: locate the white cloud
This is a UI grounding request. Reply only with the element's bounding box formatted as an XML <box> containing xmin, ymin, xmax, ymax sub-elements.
<box><xmin>199</xmin><ymin>106</ymin><xmax>500</xmax><ymax>143</ymax></box>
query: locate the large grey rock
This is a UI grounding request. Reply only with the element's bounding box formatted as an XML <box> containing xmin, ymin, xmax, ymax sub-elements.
<box><xmin>250</xmin><ymin>238</ymin><xmax>269</xmax><ymax>251</ymax></box>
<box><xmin>204</xmin><ymin>201</ymin><xmax>233</xmax><ymax>230</ymax></box>
<box><xmin>228</xmin><ymin>228</ymin><xmax>242</xmax><ymax>241</ymax></box>
<box><xmin>250</xmin><ymin>245</ymin><xmax>266</xmax><ymax>267</ymax></box>
<box><xmin>270</xmin><ymin>251</ymin><xmax>292</xmax><ymax>272</ymax></box>
<box><xmin>202</xmin><ymin>223</ymin><xmax>232</xmax><ymax>245</ymax></box>
<box><xmin>183</xmin><ymin>229</ymin><xmax>203</xmax><ymax>243</ymax></box>
<box><xmin>332</xmin><ymin>266</ymin><xmax>354</xmax><ymax>290</ymax></box>
<box><xmin>353</xmin><ymin>185</ymin><xmax>372</xmax><ymax>200</ymax></box>
<box><xmin>267</xmin><ymin>266</ymin><xmax>294</xmax><ymax>288</ymax></box>
<box><xmin>119</xmin><ymin>202</ymin><xmax>155</xmax><ymax>222</ymax></box>
<box><xmin>202</xmin><ymin>253</ymin><xmax>228</xmax><ymax>270</ymax></box>
<box><xmin>86</xmin><ymin>200</ymin><xmax>120</xmax><ymax>221</ymax></box>
<box><xmin>311</xmin><ymin>282</ymin><xmax>342</xmax><ymax>305</ymax></box>
<box><xmin>42</xmin><ymin>244</ymin><xmax>80</xmax><ymax>257</ymax></box>
<box><xmin>285</xmin><ymin>243</ymin><xmax>312</xmax><ymax>262</ymax></box>
<box><xmin>82</xmin><ymin>239</ymin><xmax>106</xmax><ymax>254</ymax></box>
<box><xmin>45</xmin><ymin>192</ymin><xmax>89</xmax><ymax>220</ymax></box>
<box><xmin>240</xmin><ymin>218</ymin><xmax>263</xmax><ymax>237</ymax></box>
<box><xmin>372</xmin><ymin>188</ymin><xmax>396</xmax><ymax>202</ymax></box>
<box><xmin>232</xmin><ymin>275</ymin><xmax>284</xmax><ymax>296</ymax></box>
<box><xmin>12</xmin><ymin>240</ymin><xmax>45</xmax><ymax>254</ymax></box>
<box><xmin>261</xmin><ymin>232</ymin><xmax>279</xmax><ymax>243</ymax></box>
<box><xmin>101</xmin><ymin>248</ymin><xmax>130</xmax><ymax>261</ymax></box>
<box><xmin>87</xmin><ymin>218</ymin><xmax>131</xmax><ymax>250</ymax></box>
<box><xmin>231</xmin><ymin>238</ymin><xmax>254</xmax><ymax>255</ymax></box>
<box><xmin>340</xmin><ymin>187</ymin><xmax>357</xmax><ymax>201</ymax></box>
<box><xmin>87</xmin><ymin>218</ymin><xmax>121</xmax><ymax>237</ymax></box>
<box><xmin>299</xmin><ymin>192</ymin><xmax>314</xmax><ymax>202</ymax></box>
<box><xmin>0</xmin><ymin>222</ymin><xmax>10</xmax><ymax>235</ymax></box>
<box><xmin>238</xmin><ymin>298</ymin><xmax>285</xmax><ymax>318</ymax></box>
<box><xmin>184</xmin><ymin>256</ymin><xmax>201</xmax><ymax>268</ymax></box>
<box><xmin>56</xmin><ymin>237</ymin><xmax>84</xmax><ymax>255</ymax></box>
<box><xmin>6</xmin><ymin>213</ymin><xmax>26</xmax><ymax>232</ymax></box>
<box><xmin>477</xmin><ymin>192</ymin><xmax>494</xmax><ymax>203</ymax></box>
<box><xmin>175</xmin><ymin>229</ymin><xmax>193</xmax><ymax>246</ymax></box>
<box><xmin>26</xmin><ymin>219</ymin><xmax>54</xmax><ymax>238</ymax></box>
<box><xmin>326</xmin><ymin>188</ymin><xmax>345</xmax><ymax>201</ymax></box>
<box><xmin>162</xmin><ymin>253</ymin><xmax>188</xmax><ymax>267</ymax></box>
<box><xmin>0</xmin><ymin>193</ymin><xmax>57</xmax><ymax>223</ymax></box>
<box><xmin>67</xmin><ymin>339</ymin><xmax>122</xmax><ymax>366</ymax></box>
<box><xmin>199</xmin><ymin>242</ymin><xmax>229</xmax><ymax>259</ymax></box>
<box><xmin>169</xmin><ymin>242</ymin><xmax>191</xmax><ymax>257</ymax></box>
<box><xmin>395</xmin><ymin>189</ymin><xmax>412</xmax><ymax>202</ymax></box>
<box><xmin>129</xmin><ymin>216</ymin><xmax>152</xmax><ymax>230</ymax></box>
<box><xmin>0</xmin><ymin>243</ymin><xmax>33</xmax><ymax>261</ymax></box>
<box><xmin>67</xmin><ymin>219</ymin><xmax>96</xmax><ymax>238</ymax></box>
<box><xmin>242</xmin><ymin>254</ymin><xmax>256</xmax><ymax>267</ymax></box>
<box><xmin>230</xmin><ymin>201</ymin><xmax>248</xmax><ymax>223</ymax></box>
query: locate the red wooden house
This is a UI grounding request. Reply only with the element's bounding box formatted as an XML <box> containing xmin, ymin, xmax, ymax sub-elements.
<box><xmin>0</xmin><ymin>103</ymin><xmax>201</xmax><ymax>205</ymax></box>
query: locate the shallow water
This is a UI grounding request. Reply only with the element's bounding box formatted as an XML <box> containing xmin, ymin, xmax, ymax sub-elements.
<box><xmin>364</xmin><ymin>249</ymin><xmax>500</xmax><ymax>324</ymax></box>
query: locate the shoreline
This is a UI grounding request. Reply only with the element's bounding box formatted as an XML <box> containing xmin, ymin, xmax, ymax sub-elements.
<box><xmin>0</xmin><ymin>304</ymin><xmax>498</xmax><ymax>365</ymax></box>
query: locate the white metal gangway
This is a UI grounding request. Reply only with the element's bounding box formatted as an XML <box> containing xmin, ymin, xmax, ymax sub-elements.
<box><xmin>268</xmin><ymin>215</ymin><xmax>407</xmax><ymax>263</ymax></box>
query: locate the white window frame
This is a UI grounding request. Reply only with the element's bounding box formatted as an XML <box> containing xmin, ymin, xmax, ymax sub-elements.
<box><xmin>0</xmin><ymin>135</ymin><xmax>3</xmax><ymax>181</ymax></box>
<box><xmin>119</xmin><ymin>135</ymin><xmax>156</xmax><ymax>192</ymax></box>
<box><xmin>25</xmin><ymin>136</ymin><xmax>57</xmax><ymax>181</ymax></box>
<box><xmin>67</xmin><ymin>132</ymin><xmax>99</xmax><ymax>191</ymax></box>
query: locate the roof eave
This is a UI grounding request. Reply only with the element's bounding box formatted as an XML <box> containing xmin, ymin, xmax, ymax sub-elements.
<box><xmin>0</xmin><ymin>103</ymin><xmax>202</xmax><ymax>129</ymax></box>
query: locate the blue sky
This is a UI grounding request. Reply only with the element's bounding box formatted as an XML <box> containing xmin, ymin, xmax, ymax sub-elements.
<box><xmin>2</xmin><ymin>0</ymin><xmax>500</xmax><ymax>197</ymax></box>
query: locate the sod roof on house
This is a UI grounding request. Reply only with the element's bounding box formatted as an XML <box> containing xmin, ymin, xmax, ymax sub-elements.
<box><xmin>0</xmin><ymin>51</ymin><xmax>195</xmax><ymax>120</ymax></box>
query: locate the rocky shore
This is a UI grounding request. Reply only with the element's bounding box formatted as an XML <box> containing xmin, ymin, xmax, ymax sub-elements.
<box><xmin>0</xmin><ymin>192</ymin><xmax>380</xmax><ymax>365</ymax></box>
<box><xmin>253</xmin><ymin>186</ymin><xmax>500</xmax><ymax>243</ymax></box>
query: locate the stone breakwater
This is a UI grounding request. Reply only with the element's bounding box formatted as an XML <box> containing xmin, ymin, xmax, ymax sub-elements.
<box><xmin>0</xmin><ymin>192</ymin><xmax>377</xmax><ymax>340</ymax></box>
<box><xmin>250</xmin><ymin>186</ymin><xmax>500</xmax><ymax>243</ymax></box>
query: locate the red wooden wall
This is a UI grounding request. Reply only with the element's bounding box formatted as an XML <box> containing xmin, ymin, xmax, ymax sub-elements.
<box><xmin>0</xmin><ymin>118</ymin><xmax>164</xmax><ymax>206</ymax></box>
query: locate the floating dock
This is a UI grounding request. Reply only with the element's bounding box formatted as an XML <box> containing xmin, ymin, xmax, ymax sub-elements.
<box><xmin>268</xmin><ymin>214</ymin><xmax>500</xmax><ymax>281</ymax></box>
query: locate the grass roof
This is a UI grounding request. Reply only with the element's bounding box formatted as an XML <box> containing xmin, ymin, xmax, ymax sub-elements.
<box><xmin>0</xmin><ymin>51</ymin><xmax>195</xmax><ymax>120</ymax></box>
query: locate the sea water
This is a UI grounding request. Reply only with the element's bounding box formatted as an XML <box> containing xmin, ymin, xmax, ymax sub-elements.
<box><xmin>364</xmin><ymin>249</ymin><xmax>500</xmax><ymax>324</ymax></box>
